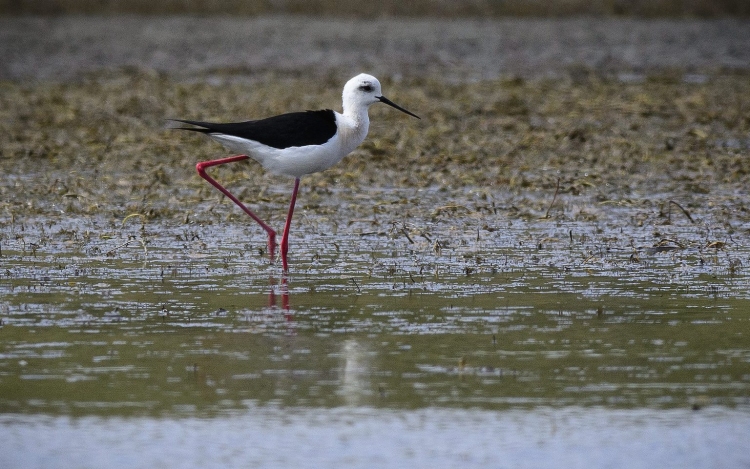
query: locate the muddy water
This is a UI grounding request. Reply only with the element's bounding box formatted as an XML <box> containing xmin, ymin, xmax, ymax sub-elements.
<box><xmin>0</xmin><ymin>140</ymin><xmax>750</xmax><ymax>467</ymax></box>
<box><xmin>3</xmin><ymin>179</ymin><xmax>750</xmax><ymax>408</ymax></box>
<box><xmin>3</xmin><ymin>173</ymin><xmax>750</xmax><ymax>467</ymax></box>
<box><xmin>2</xmin><ymin>16</ymin><xmax>750</xmax><ymax>463</ymax></box>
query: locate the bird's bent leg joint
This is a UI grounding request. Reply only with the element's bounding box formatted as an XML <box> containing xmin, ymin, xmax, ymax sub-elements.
<box><xmin>195</xmin><ymin>154</ymin><xmax>277</xmax><ymax>262</ymax></box>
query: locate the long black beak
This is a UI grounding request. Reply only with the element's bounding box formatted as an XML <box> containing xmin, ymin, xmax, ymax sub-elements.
<box><xmin>377</xmin><ymin>96</ymin><xmax>421</xmax><ymax>119</ymax></box>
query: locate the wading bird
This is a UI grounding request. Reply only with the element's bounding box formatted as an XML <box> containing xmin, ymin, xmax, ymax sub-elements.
<box><xmin>174</xmin><ymin>73</ymin><xmax>420</xmax><ymax>271</ymax></box>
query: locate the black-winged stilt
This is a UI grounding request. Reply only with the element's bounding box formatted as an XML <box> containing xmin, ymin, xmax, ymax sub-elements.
<box><xmin>174</xmin><ymin>73</ymin><xmax>420</xmax><ymax>271</ymax></box>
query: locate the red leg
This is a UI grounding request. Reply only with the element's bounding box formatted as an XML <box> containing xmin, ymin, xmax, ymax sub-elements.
<box><xmin>280</xmin><ymin>177</ymin><xmax>301</xmax><ymax>272</ymax></box>
<box><xmin>196</xmin><ymin>155</ymin><xmax>277</xmax><ymax>263</ymax></box>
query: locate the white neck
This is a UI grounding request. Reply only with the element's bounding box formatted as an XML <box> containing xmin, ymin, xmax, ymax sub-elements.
<box><xmin>336</xmin><ymin>105</ymin><xmax>371</xmax><ymax>154</ymax></box>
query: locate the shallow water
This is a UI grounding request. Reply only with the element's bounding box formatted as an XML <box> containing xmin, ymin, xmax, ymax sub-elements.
<box><xmin>2</xmin><ymin>181</ymin><xmax>750</xmax><ymax>466</ymax></box>
<box><xmin>3</xmin><ymin>407</ymin><xmax>750</xmax><ymax>469</ymax></box>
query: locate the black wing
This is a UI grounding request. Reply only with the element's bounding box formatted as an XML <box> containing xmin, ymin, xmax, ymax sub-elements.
<box><xmin>173</xmin><ymin>110</ymin><xmax>337</xmax><ymax>150</ymax></box>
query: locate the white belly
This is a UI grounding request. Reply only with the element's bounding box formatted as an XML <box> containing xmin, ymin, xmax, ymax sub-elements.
<box><xmin>209</xmin><ymin>114</ymin><xmax>368</xmax><ymax>178</ymax></box>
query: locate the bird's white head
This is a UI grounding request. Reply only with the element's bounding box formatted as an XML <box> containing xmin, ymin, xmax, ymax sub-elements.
<box><xmin>341</xmin><ymin>73</ymin><xmax>420</xmax><ymax>119</ymax></box>
<box><xmin>342</xmin><ymin>74</ymin><xmax>382</xmax><ymax>114</ymax></box>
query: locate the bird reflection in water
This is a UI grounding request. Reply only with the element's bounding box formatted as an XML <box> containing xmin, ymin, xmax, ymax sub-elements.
<box><xmin>268</xmin><ymin>275</ymin><xmax>292</xmax><ymax>323</ymax></box>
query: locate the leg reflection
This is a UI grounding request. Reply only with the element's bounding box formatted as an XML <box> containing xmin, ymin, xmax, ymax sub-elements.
<box><xmin>268</xmin><ymin>275</ymin><xmax>291</xmax><ymax>317</ymax></box>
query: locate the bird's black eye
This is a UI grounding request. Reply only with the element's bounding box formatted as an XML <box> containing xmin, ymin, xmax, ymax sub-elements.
<box><xmin>359</xmin><ymin>83</ymin><xmax>373</xmax><ymax>92</ymax></box>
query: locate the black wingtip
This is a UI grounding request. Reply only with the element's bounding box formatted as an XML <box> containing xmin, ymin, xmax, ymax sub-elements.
<box><xmin>167</xmin><ymin>119</ymin><xmax>212</xmax><ymax>132</ymax></box>
<box><xmin>168</xmin><ymin>118</ymin><xmax>202</xmax><ymax>127</ymax></box>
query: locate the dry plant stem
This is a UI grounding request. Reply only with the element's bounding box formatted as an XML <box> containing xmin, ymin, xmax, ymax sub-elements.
<box><xmin>106</xmin><ymin>238</ymin><xmax>148</xmax><ymax>257</ymax></box>
<box><xmin>668</xmin><ymin>200</ymin><xmax>695</xmax><ymax>224</ymax></box>
<box><xmin>544</xmin><ymin>177</ymin><xmax>561</xmax><ymax>219</ymax></box>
